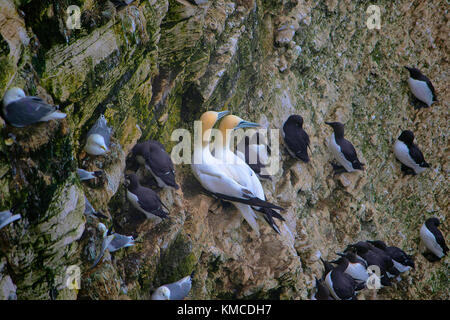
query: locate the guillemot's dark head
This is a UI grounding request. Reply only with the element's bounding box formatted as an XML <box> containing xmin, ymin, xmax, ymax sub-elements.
<box><xmin>286</xmin><ymin>115</ymin><xmax>304</xmax><ymax>128</ymax></box>
<box><xmin>325</xmin><ymin>121</ymin><xmax>345</xmax><ymax>137</ymax></box>
<box><xmin>404</xmin><ymin>66</ymin><xmax>423</xmax><ymax>79</ymax></box>
<box><xmin>124</xmin><ymin>173</ymin><xmax>139</xmax><ymax>189</ymax></box>
<box><xmin>398</xmin><ymin>130</ymin><xmax>415</xmax><ymax>145</ymax></box>
<box><xmin>425</xmin><ymin>217</ymin><xmax>440</xmax><ymax>228</ymax></box>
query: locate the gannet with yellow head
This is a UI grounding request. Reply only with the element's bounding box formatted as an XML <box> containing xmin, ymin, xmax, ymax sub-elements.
<box><xmin>217</xmin><ymin>115</ymin><xmax>285</xmax><ymax>234</ymax></box>
<box><xmin>191</xmin><ymin>111</ymin><xmax>283</xmax><ymax>236</ymax></box>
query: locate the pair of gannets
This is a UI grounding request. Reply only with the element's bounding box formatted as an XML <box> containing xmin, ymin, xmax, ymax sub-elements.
<box><xmin>191</xmin><ymin>111</ymin><xmax>285</xmax><ymax>236</ymax></box>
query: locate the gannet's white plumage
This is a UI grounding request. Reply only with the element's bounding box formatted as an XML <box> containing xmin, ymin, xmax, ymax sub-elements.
<box><xmin>191</xmin><ymin>111</ymin><xmax>264</xmax><ymax>235</ymax></box>
<box><xmin>217</xmin><ymin>115</ymin><xmax>284</xmax><ymax>234</ymax></box>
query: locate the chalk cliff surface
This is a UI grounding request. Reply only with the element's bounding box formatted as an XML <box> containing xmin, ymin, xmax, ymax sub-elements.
<box><xmin>0</xmin><ymin>0</ymin><xmax>448</xmax><ymax>299</ymax></box>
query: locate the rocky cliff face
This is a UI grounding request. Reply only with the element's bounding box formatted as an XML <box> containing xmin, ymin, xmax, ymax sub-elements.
<box><xmin>0</xmin><ymin>0</ymin><xmax>448</xmax><ymax>300</ymax></box>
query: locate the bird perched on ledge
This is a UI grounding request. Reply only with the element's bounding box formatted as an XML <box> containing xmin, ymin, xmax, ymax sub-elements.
<box><xmin>404</xmin><ymin>67</ymin><xmax>437</xmax><ymax>109</ymax></box>
<box><xmin>151</xmin><ymin>272</ymin><xmax>194</xmax><ymax>300</ymax></box>
<box><xmin>85</xmin><ymin>114</ymin><xmax>112</xmax><ymax>156</ymax></box>
<box><xmin>283</xmin><ymin>115</ymin><xmax>310</xmax><ymax>163</ymax></box>
<box><xmin>131</xmin><ymin>140</ymin><xmax>179</xmax><ymax>190</ymax></box>
<box><xmin>125</xmin><ymin>173</ymin><xmax>169</xmax><ymax>221</ymax></box>
<box><xmin>393</xmin><ymin>130</ymin><xmax>430</xmax><ymax>176</ymax></box>
<box><xmin>2</xmin><ymin>87</ymin><xmax>66</xmax><ymax>127</ymax></box>
<box><xmin>420</xmin><ymin>217</ymin><xmax>448</xmax><ymax>262</ymax></box>
<box><xmin>191</xmin><ymin>111</ymin><xmax>284</xmax><ymax>236</ymax></box>
<box><xmin>325</xmin><ymin>121</ymin><xmax>364</xmax><ymax>174</ymax></box>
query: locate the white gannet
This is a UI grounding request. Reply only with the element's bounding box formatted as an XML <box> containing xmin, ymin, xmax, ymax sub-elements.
<box><xmin>216</xmin><ymin>115</ymin><xmax>285</xmax><ymax>234</ymax></box>
<box><xmin>191</xmin><ymin>111</ymin><xmax>282</xmax><ymax>236</ymax></box>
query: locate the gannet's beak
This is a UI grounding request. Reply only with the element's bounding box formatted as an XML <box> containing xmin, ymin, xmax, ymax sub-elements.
<box><xmin>217</xmin><ymin>111</ymin><xmax>230</xmax><ymax>120</ymax></box>
<box><xmin>336</xmin><ymin>252</ymin><xmax>346</xmax><ymax>258</ymax></box>
<box><xmin>235</xmin><ymin>120</ymin><xmax>260</xmax><ymax>130</ymax></box>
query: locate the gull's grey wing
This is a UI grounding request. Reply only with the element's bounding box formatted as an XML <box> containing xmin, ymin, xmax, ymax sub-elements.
<box><xmin>108</xmin><ymin>234</ymin><xmax>135</xmax><ymax>252</ymax></box>
<box><xmin>91</xmin><ymin>234</ymin><xmax>115</xmax><ymax>268</ymax></box>
<box><xmin>77</xmin><ymin>169</ymin><xmax>102</xmax><ymax>180</ymax></box>
<box><xmin>0</xmin><ymin>211</ymin><xmax>21</xmax><ymax>230</ymax></box>
<box><xmin>165</xmin><ymin>276</ymin><xmax>192</xmax><ymax>300</ymax></box>
<box><xmin>87</xmin><ymin>115</ymin><xmax>112</xmax><ymax>146</ymax></box>
<box><xmin>4</xmin><ymin>97</ymin><xmax>58</xmax><ymax>127</ymax></box>
<box><xmin>84</xmin><ymin>196</ymin><xmax>95</xmax><ymax>215</ymax></box>
<box><xmin>84</xmin><ymin>196</ymin><xmax>108</xmax><ymax>219</ymax></box>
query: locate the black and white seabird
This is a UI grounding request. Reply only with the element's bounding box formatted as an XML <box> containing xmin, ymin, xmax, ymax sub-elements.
<box><xmin>151</xmin><ymin>271</ymin><xmax>194</xmax><ymax>300</ymax></box>
<box><xmin>345</xmin><ymin>244</ymin><xmax>392</xmax><ymax>287</ymax></box>
<box><xmin>312</xmin><ymin>277</ymin><xmax>334</xmax><ymax>300</ymax></box>
<box><xmin>394</xmin><ymin>130</ymin><xmax>430</xmax><ymax>176</ymax></box>
<box><xmin>405</xmin><ymin>67</ymin><xmax>437</xmax><ymax>108</ymax></box>
<box><xmin>2</xmin><ymin>87</ymin><xmax>66</xmax><ymax>127</ymax></box>
<box><xmin>363</xmin><ymin>241</ymin><xmax>401</xmax><ymax>278</ymax></box>
<box><xmin>131</xmin><ymin>140</ymin><xmax>179</xmax><ymax>190</ymax></box>
<box><xmin>125</xmin><ymin>173</ymin><xmax>169</xmax><ymax>220</ymax></box>
<box><xmin>332</xmin><ymin>252</ymin><xmax>369</xmax><ymax>283</ymax></box>
<box><xmin>325</xmin><ymin>122</ymin><xmax>364</xmax><ymax>173</ymax></box>
<box><xmin>84</xmin><ymin>196</ymin><xmax>109</xmax><ymax>219</ymax></box>
<box><xmin>0</xmin><ymin>210</ymin><xmax>21</xmax><ymax>230</ymax></box>
<box><xmin>321</xmin><ymin>258</ymin><xmax>357</xmax><ymax>300</ymax></box>
<box><xmin>85</xmin><ymin>115</ymin><xmax>112</xmax><ymax>156</ymax></box>
<box><xmin>77</xmin><ymin>168</ymin><xmax>103</xmax><ymax>181</ymax></box>
<box><xmin>420</xmin><ymin>217</ymin><xmax>448</xmax><ymax>262</ymax></box>
<box><xmin>367</xmin><ymin>240</ymin><xmax>415</xmax><ymax>272</ymax></box>
<box><xmin>282</xmin><ymin>115</ymin><xmax>310</xmax><ymax>163</ymax></box>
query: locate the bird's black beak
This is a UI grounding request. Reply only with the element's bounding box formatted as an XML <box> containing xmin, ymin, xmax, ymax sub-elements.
<box><xmin>336</xmin><ymin>252</ymin><xmax>345</xmax><ymax>258</ymax></box>
<box><xmin>325</xmin><ymin>122</ymin><xmax>334</xmax><ymax>127</ymax></box>
<box><xmin>404</xmin><ymin>66</ymin><xmax>412</xmax><ymax>72</ymax></box>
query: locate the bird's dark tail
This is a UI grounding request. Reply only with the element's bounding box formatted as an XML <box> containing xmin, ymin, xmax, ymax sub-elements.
<box><xmin>420</xmin><ymin>162</ymin><xmax>430</xmax><ymax>168</ymax></box>
<box><xmin>296</xmin><ymin>151</ymin><xmax>310</xmax><ymax>163</ymax></box>
<box><xmin>207</xmin><ymin>190</ymin><xmax>285</xmax><ymax>211</ymax></box>
<box><xmin>259</xmin><ymin>208</ymin><xmax>282</xmax><ymax>234</ymax></box>
<box><xmin>353</xmin><ymin>161</ymin><xmax>365</xmax><ymax>170</ymax></box>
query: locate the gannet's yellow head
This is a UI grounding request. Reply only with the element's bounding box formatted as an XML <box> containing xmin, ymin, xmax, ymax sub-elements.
<box><xmin>219</xmin><ymin>115</ymin><xmax>260</xmax><ymax>131</ymax></box>
<box><xmin>199</xmin><ymin>110</ymin><xmax>229</xmax><ymax>142</ymax></box>
<box><xmin>218</xmin><ymin>115</ymin><xmax>260</xmax><ymax>148</ymax></box>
